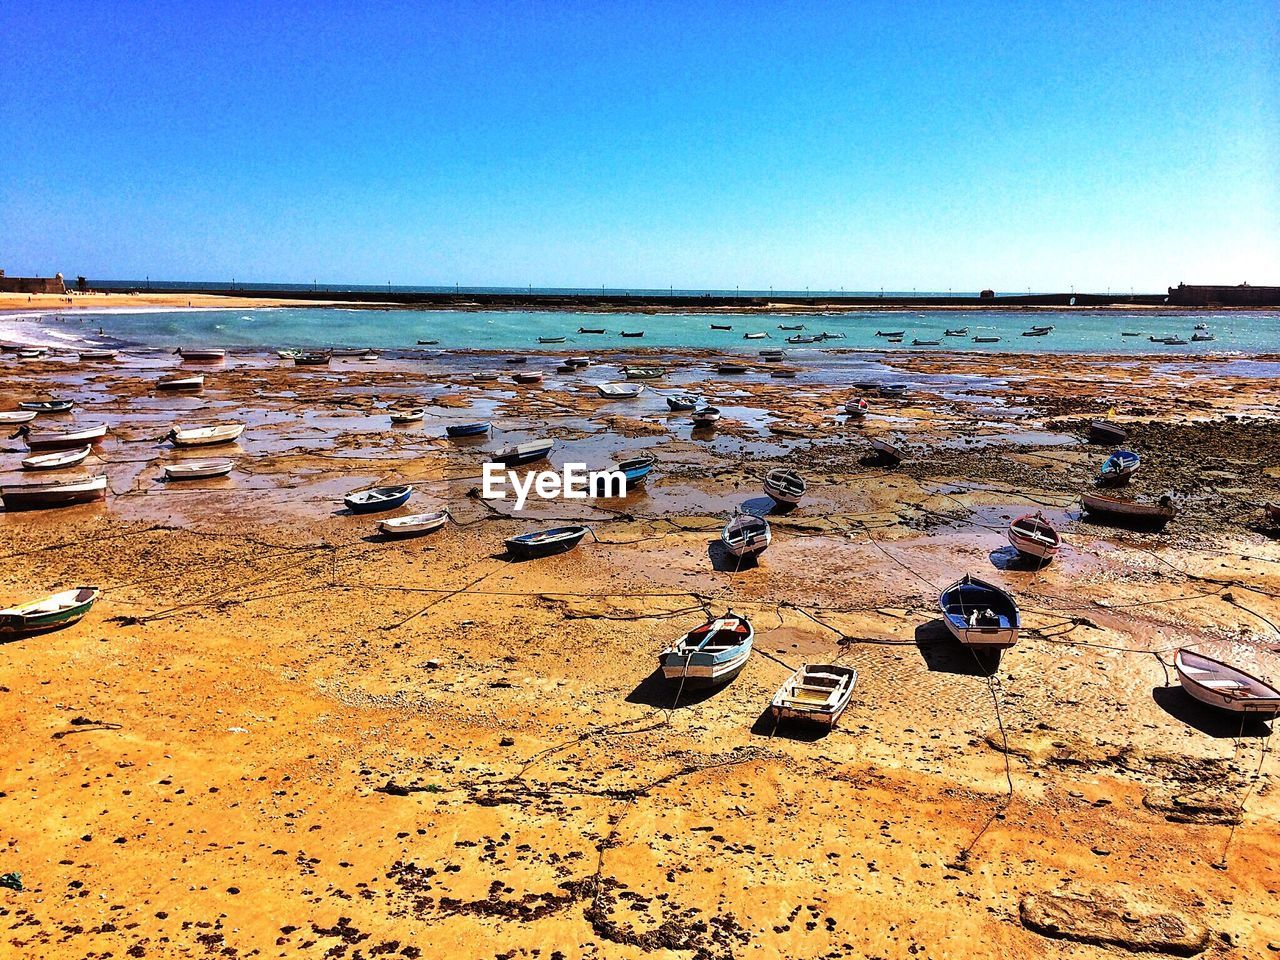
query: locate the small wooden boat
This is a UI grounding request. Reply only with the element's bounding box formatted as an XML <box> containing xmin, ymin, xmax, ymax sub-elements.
<box><xmin>944</xmin><ymin>327</ymin><xmax>969</xmax><ymax>336</ymax></box>
<box><xmin>567</xmin><ymin>357</ymin><xmax>591</xmax><ymax>367</ymax></box>
<box><xmin>0</xmin><ymin>586</ymin><xmax>101</xmax><ymax>636</ymax></box>
<box><xmin>22</xmin><ymin>445</ymin><xmax>92</xmax><ymax>471</ymax></box>
<box><xmin>16</xmin><ymin>348</ymin><xmax>46</xmax><ymax>359</ymax></box>
<box><xmin>666</xmin><ymin>394</ymin><xmax>699</xmax><ymax>411</ymax></box>
<box><xmin>659</xmin><ymin>612</ymin><xmax>753</xmax><ymax>685</ymax></box>
<box><xmin>78</xmin><ymin>350</ymin><xmax>117</xmax><ymax>361</ymax></box>
<box><xmin>446</xmin><ymin>421</ymin><xmax>490</xmax><ymax>438</ymax></box>
<box><xmin>1081</xmin><ymin>492</ymin><xmax>1177</xmax><ymax>527</ymax></box>
<box><xmin>1089</xmin><ymin>420</ymin><xmax>1127</xmax><ymax>444</ymax></box>
<box><xmin>13</xmin><ymin>423</ymin><xmax>108</xmax><ymax>450</ymax></box>
<box><xmin>168</xmin><ymin>423</ymin><xmax>244</xmax><ymax>447</ymax></box>
<box><xmin>506</xmin><ymin>525</ymin><xmax>589</xmax><ymax>560</ymax></box>
<box><xmin>721</xmin><ymin>513</ymin><xmax>771</xmax><ymax>559</ymax></box>
<box><xmin>770</xmin><ymin>368</ymin><xmax>798</xmax><ymax>378</ymax></box>
<box><xmin>19</xmin><ymin>400</ymin><xmax>74</xmax><ymax>414</ymax></box>
<box><xmin>491</xmin><ymin>438</ymin><xmax>553</xmax><ymax>466</ymax></box>
<box><xmin>912</xmin><ymin>339</ymin><xmax>941</xmax><ymax>346</ymax></box>
<box><xmin>472</xmin><ymin>372</ymin><xmax>500</xmax><ymax>382</ymax></box>
<box><xmin>1163</xmin><ymin>337</ymin><xmax>1189</xmax><ymax>345</ymax></box>
<box><xmin>878</xmin><ymin>383</ymin><xmax>908</xmax><ymax>397</ymax></box>
<box><xmin>623</xmin><ymin>367</ymin><xmax>664</xmax><ymax>380</ymax></box>
<box><xmin>769</xmin><ymin>664</ymin><xmax>858</xmax><ymax>727</ymax></box>
<box><xmin>294</xmin><ymin>352</ymin><xmax>332</xmax><ymax>365</ymax></box>
<box><xmin>787</xmin><ymin>334</ymin><xmax>823</xmax><ymax>344</ymax></box>
<box><xmin>763</xmin><ymin>468</ymin><xmax>806</xmax><ymax>506</ymax></box>
<box><xmin>598</xmin><ymin>382</ymin><xmax>645</xmax><ymax>398</ymax></box>
<box><xmin>330</xmin><ymin>348</ymin><xmax>372</xmax><ymax>357</ymax></box>
<box><xmin>710</xmin><ymin>323</ymin><xmax>733</xmax><ymax>331</ymax></box>
<box><xmin>875</xmin><ymin>330</ymin><xmax>905</xmax><ymax>338</ymax></box>
<box><xmin>1</xmin><ymin>474</ymin><xmax>108</xmax><ymax>510</ymax></box>
<box><xmin>743</xmin><ymin>332</ymin><xmax>768</xmax><ymax>340</ymax></box>
<box><xmin>845</xmin><ymin>397</ymin><xmax>868</xmax><ymax>417</ymax></box>
<box><xmin>819</xmin><ymin>332</ymin><xmax>846</xmax><ymax>340</ymax></box>
<box><xmin>1174</xmin><ymin>649</ymin><xmax>1280</xmax><ymax>717</ymax></box>
<box><xmin>389</xmin><ymin>407</ymin><xmax>425</xmax><ymax>424</ymax></box>
<box><xmin>1191</xmin><ymin>333</ymin><xmax>1216</xmax><ymax>342</ymax></box>
<box><xmin>1265</xmin><ymin>502</ymin><xmax>1280</xmax><ymax>526</ymax></box>
<box><xmin>156</xmin><ymin>373</ymin><xmax>204</xmax><ymax>391</ymax></box>
<box><xmin>0</xmin><ymin>411</ymin><xmax>37</xmax><ymax>425</ymax></box>
<box><xmin>163</xmin><ymin>459</ymin><xmax>235</xmax><ymax>480</ymax></box>
<box><xmin>578</xmin><ymin>327</ymin><xmax>606</xmax><ymax>334</ymax></box>
<box><xmin>973</xmin><ymin>336</ymin><xmax>1001</xmax><ymax>343</ymax></box>
<box><xmin>778</xmin><ymin>324</ymin><xmax>805</xmax><ymax>331</ymax></box>
<box><xmin>379</xmin><ymin>509</ymin><xmax>450</xmax><ymax>538</ymax></box>
<box><xmin>869</xmin><ymin>437</ymin><xmax>905</xmax><ymax>464</ymax></box>
<box><xmin>691</xmin><ymin>406</ymin><xmax>721</xmax><ymax>426</ymax></box>
<box><xmin>344</xmin><ymin>484</ymin><xmax>413</xmax><ymax>514</ymax></box>
<box><xmin>1099</xmin><ymin>449</ymin><xmax>1140</xmax><ymax>485</ymax></box>
<box><xmin>717</xmin><ymin>362</ymin><xmax>747</xmax><ymax>374</ymax></box>
<box><xmin>417</xmin><ymin>339</ymin><xmax>440</xmax><ymax>345</ymax></box>
<box><xmin>940</xmin><ymin>575</ymin><xmax>1020</xmax><ymax>650</ymax></box>
<box><xmin>887</xmin><ymin>337</ymin><xmax>903</xmax><ymax>344</ymax></box>
<box><xmin>505</xmin><ymin>356</ymin><xmax>528</xmax><ymax>364</ymax></box>
<box><xmin>538</xmin><ymin>336</ymin><xmax>567</xmax><ymax>344</ymax></box>
<box><xmin>620</xmin><ymin>331</ymin><xmax>645</xmax><ymax>338</ymax></box>
<box><xmin>1021</xmin><ymin>329</ymin><xmax>1050</xmax><ymax>337</ymax></box>
<box><xmin>512</xmin><ymin>372</ymin><xmax>543</xmax><ymax>385</ymax></box>
<box><xmin>177</xmin><ymin>348</ymin><xmax>225</xmax><ymax>362</ymax></box>
<box><xmin>1007</xmin><ymin>512</ymin><xmax>1062</xmax><ymax>562</ymax></box>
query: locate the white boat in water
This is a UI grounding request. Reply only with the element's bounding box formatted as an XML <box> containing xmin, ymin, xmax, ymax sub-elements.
<box><xmin>0</xmin><ymin>410</ymin><xmax>38</xmax><ymax>425</ymax></box>
<box><xmin>769</xmin><ymin>664</ymin><xmax>858</xmax><ymax>727</ymax></box>
<box><xmin>13</xmin><ymin>422</ymin><xmax>108</xmax><ymax>450</ymax></box>
<box><xmin>379</xmin><ymin>509</ymin><xmax>451</xmax><ymax>538</ymax></box>
<box><xmin>597</xmin><ymin>383</ymin><xmax>645</xmax><ymax>398</ymax></box>
<box><xmin>157</xmin><ymin>374</ymin><xmax>205</xmax><ymax>391</ymax></box>
<box><xmin>390</xmin><ymin>407</ymin><xmax>425</xmax><ymax>424</ymax></box>
<box><xmin>163</xmin><ymin>459</ymin><xmax>235</xmax><ymax>480</ymax></box>
<box><xmin>168</xmin><ymin>423</ymin><xmax>245</xmax><ymax>447</ymax></box>
<box><xmin>1174</xmin><ymin>649</ymin><xmax>1280</xmax><ymax>716</ymax></box>
<box><xmin>22</xmin><ymin>445</ymin><xmax>93</xmax><ymax>471</ymax></box>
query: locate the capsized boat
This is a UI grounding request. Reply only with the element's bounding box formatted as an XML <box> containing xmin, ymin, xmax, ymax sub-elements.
<box><xmin>12</xmin><ymin>422</ymin><xmax>108</xmax><ymax>450</ymax></box>
<box><xmin>156</xmin><ymin>373</ymin><xmax>204</xmax><ymax>391</ymax></box>
<box><xmin>344</xmin><ymin>484</ymin><xmax>414</xmax><ymax>514</ymax></box>
<box><xmin>666</xmin><ymin>394</ymin><xmax>698</xmax><ymax>411</ymax></box>
<box><xmin>1081</xmin><ymin>492</ymin><xmax>1176</xmax><ymax>527</ymax></box>
<box><xmin>1099</xmin><ymin>449</ymin><xmax>1140</xmax><ymax>485</ymax></box>
<box><xmin>506</xmin><ymin>524</ymin><xmax>590</xmax><ymax>560</ymax></box>
<box><xmin>940</xmin><ymin>575</ymin><xmax>1021</xmax><ymax>650</ymax></box>
<box><xmin>659</xmin><ymin>612</ymin><xmax>753</xmax><ymax>686</ymax></box>
<box><xmin>168</xmin><ymin>423</ymin><xmax>245</xmax><ymax>447</ymax></box>
<box><xmin>389</xmin><ymin>407</ymin><xmax>426</xmax><ymax>424</ymax></box>
<box><xmin>721</xmin><ymin>513</ymin><xmax>771</xmax><ymax>559</ymax></box>
<box><xmin>1173</xmin><ymin>649</ymin><xmax>1280</xmax><ymax>716</ymax></box>
<box><xmin>379</xmin><ymin>509</ymin><xmax>451</xmax><ymax>538</ymax></box>
<box><xmin>19</xmin><ymin>399</ymin><xmax>74</xmax><ymax>414</ymax></box>
<box><xmin>769</xmin><ymin>663</ymin><xmax>858</xmax><ymax>727</ymax></box>
<box><xmin>598</xmin><ymin>382</ymin><xmax>645</xmax><ymax>398</ymax></box>
<box><xmin>22</xmin><ymin>445</ymin><xmax>93</xmax><ymax>471</ymax></box>
<box><xmin>491</xmin><ymin>438</ymin><xmax>553</xmax><ymax>466</ymax></box>
<box><xmin>1</xmin><ymin>474</ymin><xmax>108</xmax><ymax>510</ymax></box>
<box><xmin>763</xmin><ymin>468</ymin><xmax>806</xmax><ymax>506</ymax></box>
<box><xmin>1088</xmin><ymin>419</ymin><xmax>1127</xmax><ymax>444</ymax></box>
<box><xmin>446</xmin><ymin>421</ymin><xmax>491</xmax><ymax>438</ymax></box>
<box><xmin>691</xmin><ymin>405</ymin><xmax>721</xmax><ymax>426</ymax></box>
<box><xmin>0</xmin><ymin>586</ymin><xmax>101</xmax><ymax>637</ymax></box>
<box><xmin>1007</xmin><ymin>512</ymin><xmax>1061</xmax><ymax>562</ymax></box>
<box><xmin>869</xmin><ymin>437</ymin><xmax>905</xmax><ymax>464</ymax></box>
<box><xmin>163</xmin><ymin>459</ymin><xmax>235</xmax><ymax>480</ymax></box>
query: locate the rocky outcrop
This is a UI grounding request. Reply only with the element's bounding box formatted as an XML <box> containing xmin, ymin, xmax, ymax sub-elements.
<box><xmin>1020</xmin><ymin>889</ymin><xmax>1210</xmax><ymax>955</ymax></box>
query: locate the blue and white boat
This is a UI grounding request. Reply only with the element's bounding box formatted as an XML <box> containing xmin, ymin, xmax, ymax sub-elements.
<box><xmin>939</xmin><ymin>575</ymin><xmax>1020</xmax><ymax>650</ymax></box>
<box><xmin>617</xmin><ymin>454</ymin><xmax>655</xmax><ymax>485</ymax></box>
<box><xmin>344</xmin><ymin>484</ymin><xmax>413</xmax><ymax>514</ymax></box>
<box><xmin>505</xmin><ymin>525</ymin><xmax>589</xmax><ymax>560</ymax></box>
<box><xmin>1099</xmin><ymin>449</ymin><xmax>1140</xmax><ymax>485</ymax></box>
<box><xmin>446</xmin><ymin>421</ymin><xmax>491</xmax><ymax>438</ymax></box>
<box><xmin>659</xmin><ymin>612</ymin><xmax>754</xmax><ymax>686</ymax></box>
<box><xmin>666</xmin><ymin>395</ymin><xmax>699</xmax><ymax>411</ymax></box>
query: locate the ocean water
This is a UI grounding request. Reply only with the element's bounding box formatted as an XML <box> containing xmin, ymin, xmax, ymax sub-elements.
<box><xmin>4</xmin><ymin>307</ymin><xmax>1278</xmax><ymax>354</ymax></box>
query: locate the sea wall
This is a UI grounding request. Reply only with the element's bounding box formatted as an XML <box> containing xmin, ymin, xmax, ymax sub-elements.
<box><xmin>0</xmin><ymin>272</ymin><xmax>66</xmax><ymax>294</ymax></box>
<box><xmin>1167</xmin><ymin>283</ymin><xmax>1280</xmax><ymax>307</ymax></box>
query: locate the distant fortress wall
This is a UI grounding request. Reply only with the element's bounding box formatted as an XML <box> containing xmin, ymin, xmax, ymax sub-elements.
<box><xmin>0</xmin><ymin>270</ymin><xmax>66</xmax><ymax>294</ymax></box>
<box><xmin>1167</xmin><ymin>283</ymin><xmax>1280</xmax><ymax>307</ymax></box>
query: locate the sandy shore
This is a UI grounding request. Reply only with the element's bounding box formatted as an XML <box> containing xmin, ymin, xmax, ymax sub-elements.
<box><xmin>2</xmin><ymin>348</ymin><xmax>1278</xmax><ymax>957</ymax></box>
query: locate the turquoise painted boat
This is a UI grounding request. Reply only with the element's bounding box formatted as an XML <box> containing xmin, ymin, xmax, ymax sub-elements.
<box><xmin>0</xmin><ymin>587</ymin><xmax>101</xmax><ymax>637</ymax></box>
<box><xmin>659</xmin><ymin>612</ymin><xmax>753</xmax><ymax>686</ymax></box>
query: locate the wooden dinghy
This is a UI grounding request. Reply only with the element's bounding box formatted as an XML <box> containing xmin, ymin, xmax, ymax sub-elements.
<box><xmin>620</xmin><ymin>330</ymin><xmax>645</xmax><ymax>338</ymax></box>
<box><xmin>1081</xmin><ymin>492</ymin><xmax>1176</xmax><ymax>528</ymax></box>
<box><xmin>1007</xmin><ymin>512</ymin><xmax>1062</xmax><ymax>562</ymax></box>
<box><xmin>770</xmin><ymin>368</ymin><xmax>798</xmax><ymax>378</ymax></box>
<box><xmin>1021</xmin><ymin>328</ymin><xmax>1050</xmax><ymax>337</ymax></box>
<box><xmin>598</xmin><ymin>382</ymin><xmax>644</xmax><ymax>398</ymax></box>
<box><xmin>163</xmin><ymin>459</ymin><xmax>235</xmax><ymax>480</ymax></box>
<box><xmin>869</xmin><ymin>437</ymin><xmax>905</xmax><ymax>464</ymax></box>
<box><xmin>578</xmin><ymin>327</ymin><xmax>606</xmax><ymax>334</ymax></box>
<box><xmin>168</xmin><ymin>423</ymin><xmax>245</xmax><ymax>447</ymax></box>
<box><xmin>512</xmin><ymin>371</ymin><xmax>544</xmax><ymax>384</ymax></box>
<box><xmin>344</xmin><ymin>484</ymin><xmax>413</xmax><ymax>514</ymax></box>
<box><xmin>691</xmin><ymin>405</ymin><xmax>721</xmax><ymax>426</ymax></box>
<box><xmin>759</xmin><ymin>349</ymin><xmax>785</xmax><ymax>360</ymax></box>
<box><xmin>16</xmin><ymin>347</ymin><xmax>46</xmax><ymax>359</ymax></box>
<box><xmin>1099</xmin><ymin>449</ymin><xmax>1140</xmax><ymax>485</ymax></box>
<box><xmin>659</xmin><ymin>612</ymin><xmax>753</xmax><ymax>686</ymax></box>
<box><xmin>0</xmin><ymin>586</ymin><xmax>101</xmax><ymax>637</ymax></box>
<box><xmin>294</xmin><ymin>352</ymin><xmax>332</xmax><ymax>365</ymax></box>
<box><xmin>940</xmin><ymin>574</ymin><xmax>1021</xmax><ymax>650</ymax></box>
<box><xmin>845</xmin><ymin>397</ymin><xmax>868</xmax><ymax>417</ymax></box>
<box><xmin>717</xmin><ymin>362</ymin><xmax>748</xmax><ymax>374</ymax></box>
<box><xmin>22</xmin><ymin>445</ymin><xmax>92</xmax><ymax>471</ymax></box>
<box><xmin>623</xmin><ymin>367</ymin><xmax>664</xmax><ymax>380</ymax></box>
<box><xmin>1173</xmin><ymin>649</ymin><xmax>1280</xmax><ymax>717</ymax></box>
<box><xmin>710</xmin><ymin>323</ymin><xmax>733</xmax><ymax>330</ymax></box>
<box><xmin>13</xmin><ymin>422</ymin><xmax>108</xmax><ymax>450</ymax></box>
<box><xmin>177</xmin><ymin>348</ymin><xmax>225</xmax><ymax>362</ymax></box>
<box><xmin>379</xmin><ymin>509</ymin><xmax>450</xmax><ymax>538</ymax></box>
<box><xmin>506</xmin><ymin>524</ymin><xmax>589</xmax><ymax>560</ymax></box>
<box><xmin>787</xmin><ymin>334</ymin><xmax>823</xmax><ymax>343</ymax></box>
<box><xmin>446</xmin><ymin>421</ymin><xmax>490</xmax><ymax>438</ymax></box>
<box><xmin>0</xmin><ymin>410</ymin><xmax>37</xmax><ymax>425</ymax></box>
<box><xmin>721</xmin><ymin>513</ymin><xmax>771</xmax><ymax>559</ymax></box>
<box><xmin>472</xmin><ymin>372</ymin><xmax>500</xmax><ymax>382</ymax></box>
<box><xmin>1089</xmin><ymin>419</ymin><xmax>1127</xmax><ymax>444</ymax></box>
<box><xmin>19</xmin><ymin>399</ymin><xmax>74</xmax><ymax>414</ymax></box>
<box><xmin>78</xmin><ymin>349</ymin><xmax>117</xmax><ymax>361</ymax></box>
<box><xmin>156</xmin><ymin>373</ymin><xmax>204</xmax><ymax>391</ymax></box>
<box><xmin>770</xmin><ymin>664</ymin><xmax>858</xmax><ymax>727</ymax></box>
<box><xmin>505</xmin><ymin>356</ymin><xmax>528</xmax><ymax>365</ymax></box>
<box><xmin>389</xmin><ymin>407</ymin><xmax>425</xmax><ymax>424</ymax></box>
<box><xmin>1</xmin><ymin>474</ymin><xmax>108</xmax><ymax>510</ymax></box>
<box><xmin>491</xmin><ymin>438</ymin><xmax>553</xmax><ymax>466</ymax></box>
<box><xmin>875</xmin><ymin>330</ymin><xmax>905</xmax><ymax>338</ymax></box>
<box><xmin>666</xmin><ymin>394</ymin><xmax>698</xmax><ymax>411</ymax></box>
<box><xmin>538</xmin><ymin>336</ymin><xmax>567</xmax><ymax>344</ymax></box>
<box><xmin>912</xmin><ymin>339</ymin><xmax>941</xmax><ymax>346</ymax></box>
<box><xmin>763</xmin><ymin>468</ymin><xmax>806</xmax><ymax>506</ymax></box>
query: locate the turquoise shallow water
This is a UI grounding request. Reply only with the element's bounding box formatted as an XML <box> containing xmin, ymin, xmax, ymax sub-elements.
<box><xmin>6</xmin><ymin>306</ymin><xmax>1278</xmax><ymax>354</ymax></box>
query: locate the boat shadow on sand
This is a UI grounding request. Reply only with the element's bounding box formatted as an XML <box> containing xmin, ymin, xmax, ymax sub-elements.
<box><xmin>707</xmin><ymin>539</ymin><xmax>761</xmax><ymax>572</ymax></box>
<box><xmin>626</xmin><ymin>668</ymin><xmax>726</xmax><ymax>709</ymax></box>
<box><xmin>747</xmin><ymin>708</ymin><xmax>836</xmax><ymax>742</ymax></box>
<box><xmin>914</xmin><ymin>620</ymin><xmax>1002</xmax><ymax>677</ymax></box>
<box><xmin>1151</xmin><ymin>685</ymin><xmax>1274</xmax><ymax>738</ymax></box>
<box><xmin>988</xmin><ymin>545</ymin><xmax>1051</xmax><ymax>572</ymax></box>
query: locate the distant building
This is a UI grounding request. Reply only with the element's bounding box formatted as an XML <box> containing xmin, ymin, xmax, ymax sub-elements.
<box><xmin>1167</xmin><ymin>282</ymin><xmax>1280</xmax><ymax>307</ymax></box>
<box><xmin>979</xmin><ymin>289</ymin><xmax>995</xmax><ymax>299</ymax></box>
<box><xmin>0</xmin><ymin>270</ymin><xmax>67</xmax><ymax>294</ymax></box>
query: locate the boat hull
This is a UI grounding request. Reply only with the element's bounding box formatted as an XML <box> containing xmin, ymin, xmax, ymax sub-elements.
<box><xmin>0</xmin><ymin>587</ymin><xmax>100</xmax><ymax>637</ymax></box>
<box><xmin>345</xmin><ymin>487</ymin><xmax>413</xmax><ymax>514</ymax></box>
<box><xmin>1</xmin><ymin>476</ymin><xmax>108</xmax><ymax>510</ymax></box>
<box><xmin>505</xmin><ymin>526</ymin><xmax>588</xmax><ymax>560</ymax></box>
<box><xmin>1174</xmin><ymin>649</ymin><xmax>1280</xmax><ymax>716</ymax></box>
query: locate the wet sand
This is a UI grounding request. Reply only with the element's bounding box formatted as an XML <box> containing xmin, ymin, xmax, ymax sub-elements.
<box><xmin>2</xmin><ymin>347</ymin><xmax>1278</xmax><ymax>958</ymax></box>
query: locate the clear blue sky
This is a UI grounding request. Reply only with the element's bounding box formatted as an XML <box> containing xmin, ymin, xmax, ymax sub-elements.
<box><xmin>2</xmin><ymin>1</ymin><xmax>1276</xmax><ymax>291</ymax></box>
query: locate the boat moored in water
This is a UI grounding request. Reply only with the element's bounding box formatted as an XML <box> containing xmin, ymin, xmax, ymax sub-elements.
<box><xmin>446</xmin><ymin>421</ymin><xmax>491</xmax><ymax>438</ymax></box>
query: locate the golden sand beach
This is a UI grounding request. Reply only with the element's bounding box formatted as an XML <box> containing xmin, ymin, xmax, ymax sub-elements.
<box><xmin>2</xmin><ymin>346</ymin><xmax>1278</xmax><ymax>958</ymax></box>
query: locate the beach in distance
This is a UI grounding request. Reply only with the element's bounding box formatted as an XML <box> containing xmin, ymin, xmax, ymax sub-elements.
<box><xmin>2</xmin><ymin>300</ymin><xmax>1279</xmax><ymax>958</ymax></box>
